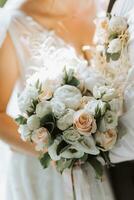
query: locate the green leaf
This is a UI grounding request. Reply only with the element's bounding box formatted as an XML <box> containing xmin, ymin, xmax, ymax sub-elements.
<box><xmin>40</xmin><ymin>152</ymin><xmax>51</xmax><ymax>169</ymax></box>
<box><xmin>111</xmin><ymin>52</ymin><xmax>121</xmax><ymax>61</ymax></box>
<box><xmin>40</xmin><ymin>113</ymin><xmax>55</xmax><ymax>133</ymax></box>
<box><xmin>15</xmin><ymin>115</ymin><xmax>27</xmax><ymax>125</ymax></box>
<box><xmin>0</xmin><ymin>0</ymin><xmax>7</xmax><ymax>7</ymax></box>
<box><xmin>108</xmin><ymin>33</ymin><xmax>118</xmax><ymax>41</ymax></box>
<box><xmin>106</xmin><ymin>52</ymin><xmax>111</xmax><ymax>63</ymax></box>
<box><xmin>57</xmin><ymin>140</ymin><xmax>71</xmax><ymax>155</ymax></box>
<box><xmin>88</xmin><ymin>156</ymin><xmax>103</xmax><ymax>179</ymax></box>
<box><xmin>56</xmin><ymin>158</ymin><xmax>73</xmax><ymax>173</ymax></box>
<box><xmin>62</xmin><ymin>68</ymin><xmax>80</xmax><ymax>87</ymax></box>
<box><xmin>35</xmin><ymin>79</ymin><xmax>42</xmax><ymax>93</ymax></box>
<box><xmin>67</xmin><ymin>77</ymin><xmax>80</xmax><ymax>87</ymax></box>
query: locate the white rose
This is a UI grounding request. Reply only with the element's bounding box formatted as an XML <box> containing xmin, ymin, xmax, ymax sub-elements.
<box><xmin>36</xmin><ymin>101</ymin><xmax>52</xmax><ymax>118</ymax></box>
<box><xmin>99</xmin><ymin>111</ymin><xmax>118</xmax><ymax>132</ymax></box>
<box><xmin>48</xmin><ymin>139</ymin><xmax>61</xmax><ymax>161</ymax></box>
<box><xmin>54</xmin><ymin>85</ymin><xmax>82</xmax><ymax>110</ymax></box>
<box><xmin>109</xmin><ymin>16</ymin><xmax>127</xmax><ymax>33</ymax></box>
<box><xmin>63</xmin><ymin>127</ymin><xmax>81</xmax><ymax>144</ymax></box>
<box><xmin>18</xmin><ymin>124</ymin><xmax>31</xmax><ymax>141</ymax></box>
<box><xmin>27</xmin><ymin>115</ymin><xmax>40</xmax><ymax>131</ymax></box>
<box><xmin>95</xmin><ymin>129</ymin><xmax>117</xmax><ymax>151</ymax></box>
<box><xmin>57</xmin><ymin>109</ymin><xmax>75</xmax><ymax>131</ymax></box>
<box><xmin>93</xmin><ymin>85</ymin><xmax>116</xmax><ymax>102</ymax></box>
<box><xmin>51</xmin><ymin>99</ymin><xmax>66</xmax><ymax>118</ymax></box>
<box><xmin>107</xmin><ymin>38</ymin><xmax>122</xmax><ymax>54</ymax></box>
<box><xmin>18</xmin><ymin>86</ymin><xmax>39</xmax><ymax>113</ymax></box>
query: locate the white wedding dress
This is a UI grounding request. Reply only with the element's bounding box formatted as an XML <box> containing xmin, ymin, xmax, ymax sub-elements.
<box><xmin>0</xmin><ymin>1</ymin><xmax>114</xmax><ymax>200</ymax></box>
<box><xmin>109</xmin><ymin>0</ymin><xmax>134</xmax><ymax>163</ymax></box>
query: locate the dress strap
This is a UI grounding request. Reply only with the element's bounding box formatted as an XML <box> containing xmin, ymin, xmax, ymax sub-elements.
<box><xmin>0</xmin><ymin>0</ymin><xmax>26</xmax><ymax>47</ymax></box>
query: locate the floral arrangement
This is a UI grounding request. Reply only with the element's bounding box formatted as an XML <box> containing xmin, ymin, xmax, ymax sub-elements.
<box><xmin>16</xmin><ymin>66</ymin><xmax>123</xmax><ymax>178</ymax></box>
<box><xmin>94</xmin><ymin>14</ymin><xmax>129</xmax><ymax>63</ymax></box>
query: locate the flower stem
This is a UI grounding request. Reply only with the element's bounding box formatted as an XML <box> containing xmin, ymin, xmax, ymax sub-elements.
<box><xmin>71</xmin><ymin>167</ymin><xmax>76</xmax><ymax>200</ymax></box>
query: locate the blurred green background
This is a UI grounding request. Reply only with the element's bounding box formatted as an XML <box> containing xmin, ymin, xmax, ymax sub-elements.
<box><xmin>0</xmin><ymin>0</ymin><xmax>7</xmax><ymax>7</ymax></box>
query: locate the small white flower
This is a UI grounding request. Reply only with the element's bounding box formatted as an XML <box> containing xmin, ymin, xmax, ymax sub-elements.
<box><xmin>107</xmin><ymin>38</ymin><xmax>122</xmax><ymax>54</ymax></box>
<box><xmin>95</xmin><ymin>129</ymin><xmax>117</xmax><ymax>151</ymax></box>
<box><xmin>36</xmin><ymin>101</ymin><xmax>52</xmax><ymax>118</ymax></box>
<box><xmin>85</xmin><ymin>99</ymin><xmax>107</xmax><ymax>116</ymax></box>
<box><xmin>27</xmin><ymin>115</ymin><xmax>40</xmax><ymax>131</ymax></box>
<box><xmin>51</xmin><ymin>99</ymin><xmax>66</xmax><ymax>118</ymax></box>
<box><xmin>18</xmin><ymin>124</ymin><xmax>31</xmax><ymax>141</ymax></box>
<box><xmin>93</xmin><ymin>85</ymin><xmax>116</xmax><ymax>102</ymax></box>
<box><xmin>18</xmin><ymin>86</ymin><xmax>39</xmax><ymax>113</ymax></box>
<box><xmin>109</xmin><ymin>16</ymin><xmax>127</xmax><ymax>33</ymax></box>
<box><xmin>99</xmin><ymin>111</ymin><xmax>118</xmax><ymax>132</ymax></box>
<box><xmin>54</xmin><ymin>85</ymin><xmax>82</xmax><ymax>110</ymax></box>
<box><xmin>57</xmin><ymin>109</ymin><xmax>75</xmax><ymax>131</ymax></box>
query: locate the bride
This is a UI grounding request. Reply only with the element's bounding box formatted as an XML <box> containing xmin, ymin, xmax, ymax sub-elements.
<box><xmin>0</xmin><ymin>0</ymin><xmax>114</xmax><ymax>199</ymax></box>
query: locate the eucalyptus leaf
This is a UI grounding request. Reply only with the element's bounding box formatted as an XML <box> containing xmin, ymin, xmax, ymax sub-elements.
<box><xmin>88</xmin><ymin>156</ymin><xmax>103</xmax><ymax>179</ymax></box>
<box><xmin>15</xmin><ymin>115</ymin><xmax>27</xmax><ymax>125</ymax></box>
<box><xmin>56</xmin><ymin>158</ymin><xmax>73</xmax><ymax>173</ymax></box>
<box><xmin>111</xmin><ymin>52</ymin><xmax>121</xmax><ymax>61</ymax></box>
<box><xmin>56</xmin><ymin>140</ymin><xmax>71</xmax><ymax>155</ymax></box>
<box><xmin>0</xmin><ymin>0</ymin><xmax>7</xmax><ymax>7</ymax></box>
<box><xmin>40</xmin><ymin>152</ymin><xmax>51</xmax><ymax>169</ymax></box>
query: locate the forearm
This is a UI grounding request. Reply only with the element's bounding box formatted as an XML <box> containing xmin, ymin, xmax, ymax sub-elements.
<box><xmin>0</xmin><ymin>112</ymin><xmax>38</xmax><ymax>157</ymax></box>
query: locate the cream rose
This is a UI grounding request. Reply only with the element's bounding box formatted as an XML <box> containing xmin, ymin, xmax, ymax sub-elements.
<box><xmin>32</xmin><ymin>127</ymin><xmax>49</xmax><ymax>144</ymax></box>
<box><xmin>74</xmin><ymin>110</ymin><xmax>96</xmax><ymax>136</ymax></box>
<box><xmin>95</xmin><ymin>129</ymin><xmax>117</xmax><ymax>151</ymax></box>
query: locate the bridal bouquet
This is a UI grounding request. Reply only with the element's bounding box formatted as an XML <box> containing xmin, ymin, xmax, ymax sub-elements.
<box><xmin>16</xmin><ymin>66</ymin><xmax>123</xmax><ymax>178</ymax></box>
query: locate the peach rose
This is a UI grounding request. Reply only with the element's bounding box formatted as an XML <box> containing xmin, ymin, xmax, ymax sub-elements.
<box><xmin>32</xmin><ymin>127</ymin><xmax>49</xmax><ymax>144</ymax></box>
<box><xmin>74</xmin><ymin>110</ymin><xmax>96</xmax><ymax>136</ymax></box>
<box><xmin>95</xmin><ymin>129</ymin><xmax>117</xmax><ymax>151</ymax></box>
<box><xmin>39</xmin><ymin>90</ymin><xmax>53</xmax><ymax>101</ymax></box>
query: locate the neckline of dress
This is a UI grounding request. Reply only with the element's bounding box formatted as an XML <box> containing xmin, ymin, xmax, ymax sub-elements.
<box><xmin>17</xmin><ymin>10</ymin><xmax>85</xmax><ymax>60</ymax></box>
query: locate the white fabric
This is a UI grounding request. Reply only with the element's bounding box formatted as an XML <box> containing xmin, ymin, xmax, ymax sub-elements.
<box><xmin>109</xmin><ymin>0</ymin><xmax>134</xmax><ymax>163</ymax></box>
<box><xmin>0</xmin><ymin>0</ymin><xmax>26</xmax><ymax>47</ymax></box>
<box><xmin>0</xmin><ymin>1</ymin><xmax>114</xmax><ymax>200</ymax></box>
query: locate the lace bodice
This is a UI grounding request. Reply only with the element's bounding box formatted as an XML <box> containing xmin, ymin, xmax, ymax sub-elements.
<box><xmin>9</xmin><ymin>12</ymin><xmax>87</xmax><ymax>87</ymax></box>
